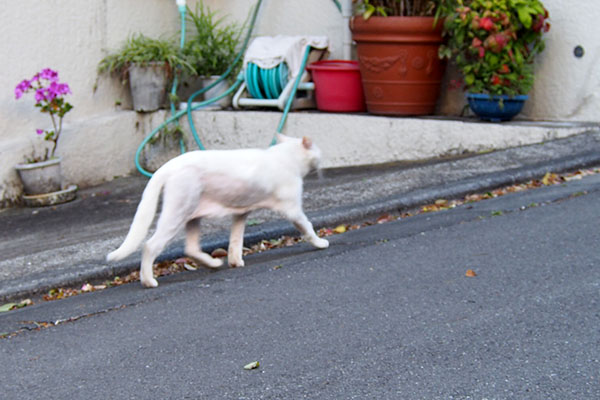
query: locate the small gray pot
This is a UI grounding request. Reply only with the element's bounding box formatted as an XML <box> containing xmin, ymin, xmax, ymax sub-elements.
<box><xmin>201</xmin><ymin>76</ymin><xmax>232</xmax><ymax>109</ymax></box>
<box><xmin>129</xmin><ymin>62</ymin><xmax>169</xmax><ymax>112</ymax></box>
<box><xmin>15</xmin><ymin>157</ymin><xmax>63</xmax><ymax>195</ymax></box>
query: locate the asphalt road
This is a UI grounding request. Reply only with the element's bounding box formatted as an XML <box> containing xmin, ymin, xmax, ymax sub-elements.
<box><xmin>1</xmin><ymin>174</ymin><xmax>599</xmax><ymax>399</ymax></box>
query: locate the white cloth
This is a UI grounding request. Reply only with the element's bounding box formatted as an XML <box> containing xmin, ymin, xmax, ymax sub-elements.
<box><xmin>243</xmin><ymin>35</ymin><xmax>329</xmax><ymax>78</ymax></box>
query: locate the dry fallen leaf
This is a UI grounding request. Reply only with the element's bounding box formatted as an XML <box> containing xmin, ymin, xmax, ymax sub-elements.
<box><xmin>244</xmin><ymin>361</ymin><xmax>260</xmax><ymax>370</ymax></box>
<box><xmin>211</xmin><ymin>248</ymin><xmax>228</xmax><ymax>258</ymax></box>
<box><xmin>333</xmin><ymin>224</ymin><xmax>347</xmax><ymax>234</ymax></box>
<box><xmin>183</xmin><ymin>263</ymin><xmax>197</xmax><ymax>271</ymax></box>
<box><xmin>465</xmin><ymin>269</ymin><xmax>477</xmax><ymax>277</ymax></box>
<box><xmin>0</xmin><ymin>303</ymin><xmax>16</xmax><ymax>313</ymax></box>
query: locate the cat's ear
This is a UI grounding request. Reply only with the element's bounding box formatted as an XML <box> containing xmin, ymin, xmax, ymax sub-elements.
<box><xmin>302</xmin><ymin>136</ymin><xmax>313</xmax><ymax>150</ymax></box>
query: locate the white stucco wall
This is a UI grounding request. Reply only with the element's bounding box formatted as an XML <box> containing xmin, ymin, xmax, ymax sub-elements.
<box><xmin>523</xmin><ymin>0</ymin><xmax>600</xmax><ymax>121</ymax></box>
<box><xmin>0</xmin><ymin>0</ymin><xmax>598</xmax><ymax>205</ymax></box>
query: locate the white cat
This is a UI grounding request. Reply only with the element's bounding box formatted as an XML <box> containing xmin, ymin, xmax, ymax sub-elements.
<box><xmin>107</xmin><ymin>134</ymin><xmax>329</xmax><ymax>288</ymax></box>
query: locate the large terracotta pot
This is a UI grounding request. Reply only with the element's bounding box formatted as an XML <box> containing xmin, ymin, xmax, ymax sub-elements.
<box><xmin>350</xmin><ymin>16</ymin><xmax>446</xmax><ymax>116</ymax></box>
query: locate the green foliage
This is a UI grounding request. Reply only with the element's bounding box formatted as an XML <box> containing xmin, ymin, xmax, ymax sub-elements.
<box><xmin>439</xmin><ymin>0</ymin><xmax>550</xmax><ymax>95</ymax></box>
<box><xmin>97</xmin><ymin>34</ymin><xmax>196</xmax><ymax>83</ymax></box>
<box><xmin>182</xmin><ymin>3</ymin><xmax>242</xmax><ymax>77</ymax></box>
<box><xmin>355</xmin><ymin>0</ymin><xmax>454</xmax><ymax>18</ymax></box>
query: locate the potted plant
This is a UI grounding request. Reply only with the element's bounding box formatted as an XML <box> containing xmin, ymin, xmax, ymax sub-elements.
<box><xmin>439</xmin><ymin>0</ymin><xmax>550</xmax><ymax>121</ymax></box>
<box><xmin>181</xmin><ymin>3</ymin><xmax>243</xmax><ymax>108</ymax></box>
<box><xmin>14</xmin><ymin>68</ymin><xmax>77</xmax><ymax>205</ymax></box>
<box><xmin>97</xmin><ymin>34</ymin><xmax>195</xmax><ymax>112</ymax></box>
<box><xmin>350</xmin><ymin>0</ymin><xmax>453</xmax><ymax>115</ymax></box>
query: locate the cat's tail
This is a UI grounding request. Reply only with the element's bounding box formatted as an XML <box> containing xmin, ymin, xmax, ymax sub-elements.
<box><xmin>106</xmin><ymin>168</ymin><xmax>169</xmax><ymax>262</ymax></box>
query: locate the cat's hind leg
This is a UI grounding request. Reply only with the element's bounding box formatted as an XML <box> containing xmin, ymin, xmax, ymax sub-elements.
<box><xmin>184</xmin><ymin>218</ymin><xmax>223</xmax><ymax>268</ymax></box>
<box><xmin>228</xmin><ymin>213</ymin><xmax>249</xmax><ymax>267</ymax></box>
<box><xmin>140</xmin><ymin>173</ymin><xmax>200</xmax><ymax>288</ymax></box>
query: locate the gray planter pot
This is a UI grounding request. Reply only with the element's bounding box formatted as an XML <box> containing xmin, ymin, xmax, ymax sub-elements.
<box><xmin>201</xmin><ymin>76</ymin><xmax>232</xmax><ymax>109</ymax></box>
<box><xmin>15</xmin><ymin>157</ymin><xmax>63</xmax><ymax>195</ymax></box>
<box><xmin>128</xmin><ymin>62</ymin><xmax>169</xmax><ymax>112</ymax></box>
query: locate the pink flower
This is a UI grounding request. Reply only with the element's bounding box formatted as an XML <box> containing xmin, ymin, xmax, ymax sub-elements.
<box><xmin>39</xmin><ymin>68</ymin><xmax>59</xmax><ymax>81</ymax></box>
<box><xmin>36</xmin><ymin>129</ymin><xmax>44</xmax><ymax>135</ymax></box>
<box><xmin>14</xmin><ymin>79</ymin><xmax>32</xmax><ymax>99</ymax></box>
<box><xmin>34</xmin><ymin>88</ymin><xmax>47</xmax><ymax>103</ymax></box>
<box><xmin>57</xmin><ymin>83</ymin><xmax>71</xmax><ymax>95</ymax></box>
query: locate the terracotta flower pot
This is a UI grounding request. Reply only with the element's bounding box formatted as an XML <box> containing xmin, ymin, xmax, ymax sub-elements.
<box><xmin>350</xmin><ymin>16</ymin><xmax>446</xmax><ymax>116</ymax></box>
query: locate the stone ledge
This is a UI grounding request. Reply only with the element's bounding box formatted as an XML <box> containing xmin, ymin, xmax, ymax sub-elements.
<box><xmin>1</xmin><ymin>109</ymin><xmax>597</xmax><ymax>205</ymax></box>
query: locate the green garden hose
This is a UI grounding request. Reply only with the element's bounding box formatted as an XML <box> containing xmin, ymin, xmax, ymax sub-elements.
<box><xmin>135</xmin><ymin>0</ymin><xmax>262</xmax><ymax>177</ymax></box>
<box><xmin>170</xmin><ymin>5</ymin><xmax>188</xmax><ymax>154</ymax></box>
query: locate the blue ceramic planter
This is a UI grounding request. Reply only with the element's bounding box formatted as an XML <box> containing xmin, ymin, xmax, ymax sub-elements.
<box><xmin>466</xmin><ymin>93</ymin><xmax>528</xmax><ymax>122</ymax></box>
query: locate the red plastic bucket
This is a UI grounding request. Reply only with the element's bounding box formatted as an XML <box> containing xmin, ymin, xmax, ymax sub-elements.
<box><xmin>307</xmin><ymin>60</ymin><xmax>366</xmax><ymax>112</ymax></box>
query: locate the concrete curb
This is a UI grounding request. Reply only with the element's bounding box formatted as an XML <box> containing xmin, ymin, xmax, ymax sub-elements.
<box><xmin>1</xmin><ymin>149</ymin><xmax>600</xmax><ymax>302</ymax></box>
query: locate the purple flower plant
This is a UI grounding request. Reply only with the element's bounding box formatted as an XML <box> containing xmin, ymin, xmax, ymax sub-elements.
<box><xmin>15</xmin><ymin>68</ymin><xmax>73</xmax><ymax>161</ymax></box>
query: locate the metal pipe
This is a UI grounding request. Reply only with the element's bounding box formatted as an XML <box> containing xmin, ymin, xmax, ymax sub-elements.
<box><xmin>341</xmin><ymin>0</ymin><xmax>353</xmax><ymax>60</ymax></box>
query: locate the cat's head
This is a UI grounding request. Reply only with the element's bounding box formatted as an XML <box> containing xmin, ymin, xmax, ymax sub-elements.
<box><xmin>276</xmin><ymin>134</ymin><xmax>322</xmax><ymax>176</ymax></box>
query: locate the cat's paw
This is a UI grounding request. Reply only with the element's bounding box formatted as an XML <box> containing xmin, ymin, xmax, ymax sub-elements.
<box><xmin>228</xmin><ymin>258</ymin><xmax>245</xmax><ymax>268</ymax></box>
<box><xmin>312</xmin><ymin>238</ymin><xmax>329</xmax><ymax>249</ymax></box>
<box><xmin>187</xmin><ymin>252</ymin><xmax>224</xmax><ymax>269</ymax></box>
<box><xmin>203</xmin><ymin>257</ymin><xmax>224</xmax><ymax>269</ymax></box>
<box><xmin>141</xmin><ymin>276</ymin><xmax>159</xmax><ymax>288</ymax></box>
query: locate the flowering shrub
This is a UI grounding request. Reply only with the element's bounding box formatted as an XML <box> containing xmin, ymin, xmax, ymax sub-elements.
<box><xmin>439</xmin><ymin>0</ymin><xmax>550</xmax><ymax>96</ymax></box>
<box><xmin>15</xmin><ymin>68</ymin><xmax>73</xmax><ymax>161</ymax></box>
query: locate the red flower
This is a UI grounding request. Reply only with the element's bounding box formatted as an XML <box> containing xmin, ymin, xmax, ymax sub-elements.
<box><xmin>495</xmin><ymin>33</ymin><xmax>508</xmax><ymax>48</ymax></box>
<box><xmin>491</xmin><ymin>75</ymin><xmax>501</xmax><ymax>86</ymax></box>
<box><xmin>532</xmin><ymin>14</ymin><xmax>545</xmax><ymax>32</ymax></box>
<box><xmin>472</xmin><ymin>37</ymin><xmax>483</xmax><ymax>48</ymax></box>
<box><xmin>484</xmin><ymin>33</ymin><xmax>508</xmax><ymax>53</ymax></box>
<box><xmin>480</xmin><ymin>17</ymin><xmax>494</xmax><ymax>31</ymax></box>
<box><xmin>479</xmin><ymin>47</ymin><xmax>485</xmax><ymax>58</ymax></box>
<box><xmin>498</xmin><ymin>64</ymin><xmax>510</xmax><ymax>74</ymax></box>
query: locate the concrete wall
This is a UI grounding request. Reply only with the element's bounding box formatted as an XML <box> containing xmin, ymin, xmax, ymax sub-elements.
<box><xmin>0</xmin><ymin>0</ymin><xmax>598</xmax><ymax>205</ymax></box>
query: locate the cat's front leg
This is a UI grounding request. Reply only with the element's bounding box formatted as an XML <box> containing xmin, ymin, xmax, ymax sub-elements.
<box><xmin>286</xmin><ymin>209</ymin><xmax>329</xmax><ymax>249</ymax></box>
<box><xmin>228</xmin><ymin>213</ymin><xmax>249</xmax><ymax>267</ymax></box>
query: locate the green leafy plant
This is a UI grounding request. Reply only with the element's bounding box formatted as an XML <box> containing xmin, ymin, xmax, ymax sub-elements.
<box><xmin>355</xmin><ymin>0</ymin><xmax>454</xmax><ymax>18</ymax></box>
<box><xmin>97</xmin><ymin>34</ymin><xmax>196</xmax><ymax>84</ymax></box>
<box><xmin>182</xmin><ymin>3</ymin><xmax>242</xmax><ymax>77</ymax></box>
<box><xmin>439</xmin><ymin>0</ymin><xmax>550</xmax><ymax>96</ymax></box>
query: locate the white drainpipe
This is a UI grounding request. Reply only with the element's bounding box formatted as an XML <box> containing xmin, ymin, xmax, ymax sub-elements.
<box><xmin>341</xmin><ymin>0</ymin><xmax>353</xmax><ymax>60</ymax></box>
